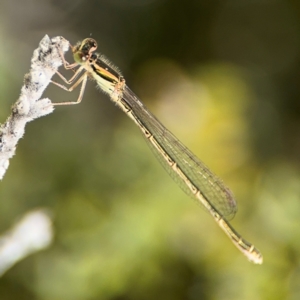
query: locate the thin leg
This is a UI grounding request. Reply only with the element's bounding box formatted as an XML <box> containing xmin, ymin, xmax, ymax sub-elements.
<box><xmin>52</xmin><ymin>66</ymin><xmax>85</xmax><ymax>85</ymax></box>
<box><xmin>52</xmin><ymin>73</ymin><xmax>88</xmax><ymax>106</ymax></box>
<box><xmin>52</xmin><ymin>42</ymin><xmax>88</xmax><ymax>106</ymax></box>
<box><xmin>58</xmin><ymin>44</ymin><xmax>77</xmax><ymax>70</ymax></box>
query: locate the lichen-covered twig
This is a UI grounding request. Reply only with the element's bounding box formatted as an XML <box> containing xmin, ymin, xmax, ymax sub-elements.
<box><xmin>0</xmin><ymin>36</ymin><xmax>69</xmax><ymax>180</ymax></box>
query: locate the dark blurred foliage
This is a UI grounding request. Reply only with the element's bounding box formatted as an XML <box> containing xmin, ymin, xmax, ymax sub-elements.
<box><xmin>1</xmin><ymin>0</ymin><xmax>300</xmax><ymax>299</ymax></box>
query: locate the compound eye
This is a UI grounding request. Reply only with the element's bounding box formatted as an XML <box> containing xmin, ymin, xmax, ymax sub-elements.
<box><xmin>89</xmin><ymin>39</ymin><xmax>97</xmax><ymax>51</ymax></box>
<box><xmin>80</xmin><ymin>38</ymin><xmax>98</xmax><ymax>53</ymax></box>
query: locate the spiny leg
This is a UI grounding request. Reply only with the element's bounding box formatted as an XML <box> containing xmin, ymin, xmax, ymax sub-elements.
<box><xmin>52</xmin><ymin>65</ymin><xmax>85</xmax><ymax>86</ymax></box>
<box><xmin>57</xmin><ymin>40</ymin><xmax>77</xmax><ymax>70</ymax></box>
<box><xmin>52</xmin><ymin>73</ymin><xmax>88</xmax><ymax>106</ymax></box>
<box><xmin>51</xmin><ymin>39</ymin><xmax>88</xmax><ymax>106</ymax></box>
<box><xmin>54</xmin><ymin>39</ymin><xmax>82</xmax><ymax>83</ymax></box>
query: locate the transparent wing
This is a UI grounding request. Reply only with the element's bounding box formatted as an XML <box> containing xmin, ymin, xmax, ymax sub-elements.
<box><xmin>121</xmin><ymin>86</ymin><xmax>237</xmax><ymax>219</ymax></box>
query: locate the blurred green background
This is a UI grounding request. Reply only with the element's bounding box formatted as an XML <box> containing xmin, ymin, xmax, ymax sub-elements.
<box><xmin>1</xmin><ymin>0</ymin><xmax>300</xmax><ymax>299</ymax></box>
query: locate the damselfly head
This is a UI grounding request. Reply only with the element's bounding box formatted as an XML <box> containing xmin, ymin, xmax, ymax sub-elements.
<box><xmin>79</xmin><ymin>38</ymin><xmax>98</xmax><ymax>53</ymax></box>
<box><xmin>72</xmin><ymin>38</ymin><xmax>98</xmax><ymax>64</ymax></box>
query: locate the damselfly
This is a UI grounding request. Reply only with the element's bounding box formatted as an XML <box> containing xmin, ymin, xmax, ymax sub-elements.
<box><xmin>51</xmin><ymin>38</ymin><xmax>263</xmax><ymax>264</ymax></box>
